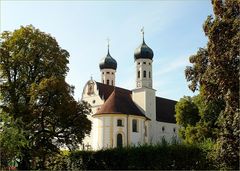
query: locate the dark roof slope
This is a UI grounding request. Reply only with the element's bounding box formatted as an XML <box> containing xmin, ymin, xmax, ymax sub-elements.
<box><xmin>96</xmin><ymin>82</ymin><xmax>131</xmax><ymax>100</ymax></box>
<box><xmin>156</xmin><ymin>97</ymin><xmax>177</xmax><ymax>123</ymax></box>
<box><xmin>95</xmin><ymin>82</ymin><xmax>176</xmax><ymax>123</ymax></box>
<box><xmin>94</xmin><ymin>88</ymin><xmax>147</xmax><ymax>118</ymax></box>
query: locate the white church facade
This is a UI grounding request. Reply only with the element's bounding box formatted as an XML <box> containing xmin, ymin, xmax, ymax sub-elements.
<box><xmin>81</xmin><ymin>32</ymin><xmax>179</xmax><ymax>150</ymax></box>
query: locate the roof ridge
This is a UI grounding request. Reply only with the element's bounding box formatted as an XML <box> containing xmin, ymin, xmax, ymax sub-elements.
<box><xmin>156</xmin><ymin>96</ymin><xmax>177</xmax><ymax>102</ymax></box>
<box><xmin>96</xmin><ymin>81</ymin><xmax>131</xmax><ymax>93</ymax></box>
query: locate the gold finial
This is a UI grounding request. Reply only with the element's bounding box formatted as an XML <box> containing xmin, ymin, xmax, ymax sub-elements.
<box><xmin>141</xmin><ymin>27</ymin><xmax>145</xmax><ymax>43</ymax></box>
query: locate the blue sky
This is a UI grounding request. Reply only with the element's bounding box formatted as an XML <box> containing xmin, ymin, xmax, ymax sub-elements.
<box><xmin>1</xmin><ymin>1</ymin><xmax>213</xmax><ymax>101</ymax></box>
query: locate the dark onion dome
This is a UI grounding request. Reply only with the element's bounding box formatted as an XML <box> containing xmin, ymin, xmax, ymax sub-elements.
<box><xmin>134</xmin><ymin>39</ymin><xmax>154</xmax><ymax>61</ymax></box>
<box><xmin>99</xmin><ymin>49</ymin><xmax>117</xmax><ymax>70</ymax></box>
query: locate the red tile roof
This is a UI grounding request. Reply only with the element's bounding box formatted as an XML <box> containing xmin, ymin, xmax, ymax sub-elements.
<box><xmin>94</xmin><ymin>86</ymin><xmax>148</xmax><ymax>119</ymax></box>
<box><xmin>94</xmin><ymin>82</ymin><xmax>176</xmax><ymax>123</ymax></box>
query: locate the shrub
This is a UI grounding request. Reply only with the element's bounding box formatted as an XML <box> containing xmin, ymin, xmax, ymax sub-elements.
<box><xmin>47</xmin><ymin>143</ymin><xmax>215</xmax><ymax>170</ymax></box>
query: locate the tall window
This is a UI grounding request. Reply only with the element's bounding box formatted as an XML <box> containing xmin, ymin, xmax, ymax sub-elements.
<box><xmin>138</xmin><ymin>71</ymin><xmax>140</xmax><ymax>78</ymax></box>
<box><xmin>107</xmin><ymin>79</ymin><xmax>109</xmax><ymax>85</ymax></box>
<box><xmin>117</xmin><ymin>119</ymin><xmax>123</xmax><ymax>126</ymax></box>
<box><xmin>117</xmin><ymin>134</ymin><xmax>123</xmax><ymax>148</ymax></box>
<box><xmin>143</xmin><ymin>71</ymin><xmax>146</xmax><ymax>78</ymax></box>
<box><xmin>149</xmin><ymin>71</ymin><xmax>151</xmax><ymax>78</ymax></box>
<box><xmin>132</xmin><ymin>119</ymin><xmax>138</xmax><ymax>132</ymax></box>
<box><xmin>112</xmin><ymin>80</ymin><xmax>113</xmax><ymax>85</ymax></box>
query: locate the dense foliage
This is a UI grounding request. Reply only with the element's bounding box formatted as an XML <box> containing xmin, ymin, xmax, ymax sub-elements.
<box><xmin>0</xmin><ymin>111</ymin><xmax>28</xmax><ymax>168</ymax></box>
<box><xmin>175</xmin><ymin>95</ymin><xmax>224</xmax><ymax>144</ymax></box>
<box><xmin>46</xmin><ymin>144</ymin><xmax>214</xmax><ymax>170</ymax></box>
<box><xmin>182</xmin><ymin>0</ymin><xmax>239</xmax><ymax>169</ymax></box>
<box><xmin>0</xmin><ymin>25</ymin><xmax>91</xmax><ymax>169</ymax></box>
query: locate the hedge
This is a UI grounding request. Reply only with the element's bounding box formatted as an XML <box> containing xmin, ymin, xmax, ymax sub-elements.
<box><xmin>46</xmin><ymin>144</ymin><xmax>215</xmax><ymax>170</ymax></box>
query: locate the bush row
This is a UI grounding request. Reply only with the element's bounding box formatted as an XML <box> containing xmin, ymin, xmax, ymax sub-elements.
<box><xmin>47</xmin><ymin>144</ymin><xmax>215</xmax><ymax>170</ymax></box>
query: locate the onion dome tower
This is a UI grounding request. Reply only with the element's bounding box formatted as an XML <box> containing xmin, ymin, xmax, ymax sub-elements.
<box><xmin>99</xmin><ymin>39</ymin><xmax>117</xmax><ymax>86</ymax></box>
<box><xmin>134</xmin><ymin>28</ymin><xmax>154</xmax><ymax>88</ymax></box>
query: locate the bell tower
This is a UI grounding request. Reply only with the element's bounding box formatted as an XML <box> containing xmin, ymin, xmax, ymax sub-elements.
<box><xmin>134</xmin><ymin>28</ymin><xmax>154</xmax><ymax>88</ymax></box>
<box><xmin>132</xmin><ymin>28</ymin><xmax>156</xmax><ymax>143</ymax></box>
<box><xmin>99</xmin><ymin>39</ymin><xmax>117</xmax><ymax>86</ymax></box>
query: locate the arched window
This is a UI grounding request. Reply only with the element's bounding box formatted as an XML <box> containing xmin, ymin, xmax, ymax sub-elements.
<box><xmin>149</xmin><ymin>71</ymin><xmax>151</xmax><ymax>78</ymax></box>
<box><xmin>173</xmin><ymin>128</ymin><xmax>176</xmax><ymax>133</ymax></box>
<box><xmin>103</xmin><ymin>80</ymin><xmax>104</xmax><ymax>84</ymax></box>
<box><xmin>138</xmin><ymin>71</ymin><xmax>140</xmax><ymax>78</ymax></box>
<box><xmin>143</xmin><ymin>70</ymin><xmax>146</xmax><ymax>78</ymax></box>
<box><xmin>112</xmin><ymin>80</ymin><xmax>113</xmax><ymax>85</ymax></box>
<box><xmin>117</xmin><ymin>134</ymin><xmax>123</xmax><ymax>148</ymax></box>
<box><xmin>107</xmin><ymin>79</ymin><xmax>109</xmax><ymax>85</ymax></box>
<box><xmin>132</xmin><ymin>119</ymin><xmax>138</xmax><ymax>132</ymax></box>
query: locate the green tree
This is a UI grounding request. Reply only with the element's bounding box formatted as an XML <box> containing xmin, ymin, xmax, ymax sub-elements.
<box><xmin>175</xmin><ymin>96</ymin><xmax>200</xmax><ymax>128</ymax></box>
<box><xmin>185</xmin><ymin>0</ymin><xmax>239</xmax><ymax>169</ymax></box>
<box><xmin>0</xmin><ymin>111</ymin><xmax>28</xmax><ymax>169</ymax></box>
<box><xmin>0</xmin><ymin>25</ymin><xmax>91</xmax><ymax>169</ymax></box>
<box><xmin>176</xmin><ymin>95</ymin><xmax>223</xmax><ymax>144</ymax></box>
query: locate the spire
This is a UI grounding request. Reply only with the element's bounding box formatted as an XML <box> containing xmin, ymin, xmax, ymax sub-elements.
<box><xmin>141</xmin><ymin>27</ymin><xmax>145</xmax><ymax>44</ymax></box>
<box><xmin>107</xmin><ymin>37</ymin><xmax>110</xmax><ymax>55</ymax></box>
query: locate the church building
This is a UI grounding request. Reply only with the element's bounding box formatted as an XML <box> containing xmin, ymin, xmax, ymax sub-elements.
<box><xmin>81</xmin><ymin>31</ymin><xmax>179</xmax><ymax>150</ymax></box>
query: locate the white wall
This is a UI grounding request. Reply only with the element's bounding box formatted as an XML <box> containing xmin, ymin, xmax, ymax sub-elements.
<box><xmin>101</xmin><ymin>68</ymin><xmax>116</xmax><ymax>86</ymax></box>
<box><xmin>93</xmin><ymin>114</ymin><xmax>149</xmax><ymax>150</ymax></box>
<box><xmin>135</xmin><ymin>58</ymin><xmax>153</xmax><ymax>88</ymax></box>
<box><xmin>151</xmin><ymin>121</ymin><xmax>180</xmax><ymax>144</ymax></box>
